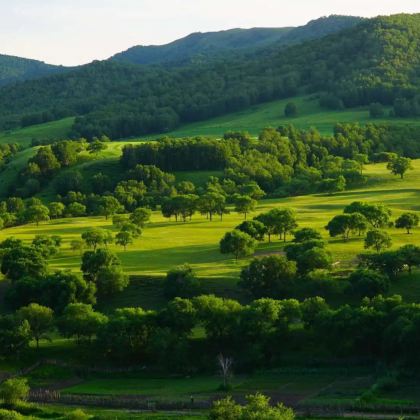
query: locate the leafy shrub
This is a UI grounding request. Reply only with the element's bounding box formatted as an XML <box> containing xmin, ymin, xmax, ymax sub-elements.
<box><xmin>0</xmin><ymin>379</ymin><xmax>29</xmax><ymax>404</ymax></box>
<box><xmin>64</xmin><ymin>409</ymin><xmax>89</xmax><ymax>420</ymax></box>
<box><xmin>0</xmin><ymin>410</ymin><xmax>23</xmax><ymax>420</ymax></box>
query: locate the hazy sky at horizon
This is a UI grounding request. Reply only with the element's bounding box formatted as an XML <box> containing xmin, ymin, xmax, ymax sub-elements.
<box><xmin>1</xmin><ymin>0</ymin><xmax>419</xmax><ymax>66</ymax></box>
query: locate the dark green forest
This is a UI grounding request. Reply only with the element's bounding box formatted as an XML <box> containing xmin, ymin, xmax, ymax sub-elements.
<box><xmin>109</xmin><ymin>15</ymin><xmax>363</xmax><ymax>67</ymax></box>
<box><xmin>0</xmin><ymin>54</ymin><xmax>70</xmax><ymax>87</ymax></box>
<box><xmin>0</xmin><ymin>14</ymin><xmax>418</xmax><ymax>139</ymax></box>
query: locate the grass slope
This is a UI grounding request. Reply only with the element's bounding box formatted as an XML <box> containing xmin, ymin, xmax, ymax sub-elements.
<box><xmin>136</xmin><ymin>95</ymin><xmax>420</xmax><ymax>140</ymax></box>
<box><xmin>2</xmin><ymin>161</ymin><xmax>420</xmax><ymax>310</ymax></box>
<box><xmin>0</xmin><ymin>118</ymin><xmax>74</xmax><ymax>148</ymax></box>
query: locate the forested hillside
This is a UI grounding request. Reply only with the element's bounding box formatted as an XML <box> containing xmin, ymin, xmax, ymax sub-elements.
<box><xmin>110</xmin><ymin>15</ymin><xmax>362</xmax><ymax>67</ymax></box>
<box><xmin>109</xmin><ymin>27</ymin><xmax>293</xmax><ymax>66</ymax></box>
<box><xmin>0</xmin><ymin>54</ymin><xmax>70</xmax><ymax>87</ymax></box>
<box><xmin>0</xmin><ymin>14</ymin><xmax>419</xmax><ymax>139</ymax></box>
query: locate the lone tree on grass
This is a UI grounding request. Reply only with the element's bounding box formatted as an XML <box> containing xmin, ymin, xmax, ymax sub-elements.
<box><xmin>99</xmin><ymin>196</ymin><xmax>123</xmax><ymax>220</ymax></box>
<box><xmin>387</xmin><ymin>157</ymin><xmax>413</xmax><ymax>179</ymax></box>
<box><xmin>234</xmin><ymin>195</ymin><xmax>257</xmax><ymax>219</ymax></box>
<box><xmin>70</xmin><ymin>239</ymin><xmax>86</xmax><ymax>257</ymax></box>
<box><xmin>115</xmin><ymin>231</ymin><xmax>133</xmax><ymax>251</ymax></box>
<box><xmin>284</xmin><ymin>102</ymin><xmax>297</xmax><ymax>117</ymax></box>
<box><xmin>364</xmin><ymin>229</ymin><xmax>392</xmax><ymax>253</ymax></box>
<box><xmin>395</xmin><ymin>212</ymin><xmax>420</xmax><ymax>234</ymax></box>
<box><xmin>220</xmin><ymin>230</ymin><xmax>257</xmax><ymax>261</ymax></box>
<box><xmin>87</xmin><ymin>140</ymin><xmax>107</xmax><ymax>157</ymax></box>
<box><xmin>81</xmin><ymin>227</ymin><xmax>109</xmax><ymax>251</ymax></box>
<box><xmin>130</xmin><ymin>207</ymin><xmax>152</xmax><ymax>228</ymax></box>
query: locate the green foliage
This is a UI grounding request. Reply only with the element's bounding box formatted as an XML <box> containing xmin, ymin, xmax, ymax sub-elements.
<box><xmin>370</xmin><ymin>103</ymin><xmax>384</xmax><ymax>118</ymax></box>
<box><xmin>292</xmin><ymin>228</ymin><xmax>323</xmax><ymax>243</ymax></box>
<box><xmin>16</xmin><ymin>303</ymin><xmax>53</xmax><ymax>348</ymax></box>
<box><xmin>234</xmin><ymin>195</ymin><xmax>257</xmax><ymax>219</ymax></box>
<box><xmin>235</xmin><ymin>220</ymin><xmax>267</xmax><ymax>241</ymax></box>
<box><xmin>209</xmin><ymin>393</ymin><xmax>295</xmax><ymax>420</ymax></box>
<box><xmin>87</xmin><ymin>140</ymin><xmax>107</xmax><ymax>156</ymax></box>
<box><xmin>387</xmin><ymin>157</ymin><xmax>413</xmax><ymax>178</ymax></box>
<box><xmin>301</xmin><ymin>297</ymin><xmax>329</xmax><ymax>330</ymax></box>
<box><xmin>64</xmin><ymin>409</ymin><xmax>89</xmax><ymax>420</ymax></box>
<box><xmin>284</xmin><ymin>102</ymin><xmax>297</xmax><ymax>117</ymax></box>
<box><xmin>1</xmin><ymin>245</ymin><xmax>48</xmax><ymax>284</ymax></box>
<box><xmin>97</xmin><ymin>266</ymin><xmax>129</xmax><ymax>295</ymax></box>
<box><xmin>163</xmin><ymin>263</ymin><xmax>202</xmax><ymax>300</ymax></box>
<box><xmin>81</xmin><ymin>227</ymin><xmax>109</xmax><ymax>251</ymax></box>
<box><xmin>130</xmin><ymin>207</ymin><xmax>152</xmax><ymax>228</ymax></box>
<box><xmin>81</xmin><ymin>248</ymin><xmax>121</xmax><ymax>283</ymax></box>
<box><xmin>395</xmin><ymin>212</ymin><xmax>420</xmax><ymax>233</ymax></box>
<box><xmin>318</xmin><ymin>176</ymin><xmax>346</xmax><ymax>195</ymax></box>
<box><xmin>344</xmin><ymin>201</ymin><xmax>392</xmax><ymax>228</ymax></box>
<box><xmin>0</xmin><ymin>409</ymin><xmax>24</xmax><ymax>420</ymax></box>
<box><xmin>348</xmin><ymin>269</ymin><xmax>390</xmax><ymax>298</ymax></box>
<box><xmin>0</xmin><ymin>379</ymin><xmax>29</xmax><ymax>404</ymax></box>
<box><xmin>364</xmin><ymin>229</ymin><xmax>393</xmax><ymax>253</ymax></box>
<box><xmin>239</xmin><ymin>255</ymin><xmax>297</xmax><ymax>299</ymax></box>
<box><xmin>115</xmin><ymin>231</ymin><xmax>133</xmax><ymax>251</ymax></box>
<box><xmin>219</xmin><ymin>230</ymin><xmax>257</xmax><ymax>260</ymax></box>
<box><xmin>57</xmin><ymin>303</ymin><xmax>108</xmax><ymax>344</ymax></box>
<box><xmin>296</xmin><ymin>247</ymin><xmax>333</xmax><ymax>275</ymax></box>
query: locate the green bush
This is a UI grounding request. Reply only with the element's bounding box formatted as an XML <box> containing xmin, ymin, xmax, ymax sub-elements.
<box><xmin>64</xmin><ymin>409</ymin><xmax>89</xmax><ymax>420</ymax></box>
<box><xmin>0</xmin><ymin>379</ymin><xmax>29</xmax><ymax>405</ymax></box>
<box><xmin>0</xmin><ymin>409</ymin><xmax>23</xmax><ymax>420</ymax></box>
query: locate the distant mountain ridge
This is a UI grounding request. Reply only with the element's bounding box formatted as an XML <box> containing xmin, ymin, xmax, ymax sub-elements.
<box><xmin>109</xmin><ymin>27</ymin><xmax>293</xmax><ymax>65</ymax></box>
<box><xmin>109</xmin><ymin>15</ymin><xmax>364</xmax><ymax>66</ymax></box>
<box><xmin>0</xmin><ymin>54</ymin><xmax>72</xmax><ymax>87</ymax></box>
<box><xmin>0</xmin><ymin>15</ymin><xmax>363</xmax><ymax>87</ymax></box>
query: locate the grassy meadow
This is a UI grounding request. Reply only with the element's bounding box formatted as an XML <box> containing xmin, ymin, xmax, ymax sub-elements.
<box><xmin>1</xmin><ymin>160</ymin><xmax>420</xmax><ymax>310</ymax></box>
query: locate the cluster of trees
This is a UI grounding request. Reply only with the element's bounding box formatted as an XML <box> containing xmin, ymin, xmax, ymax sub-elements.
<box><xmin>17</xmin><ymin>138</ymin><xmax>109</xmax><ymax>198</ymax></box>
<box><xmin>4</xmin><ymin>289</ymin><xmax>420</xmax><ymax>370</ymax></box>
<box><xmin>238</xmin><ymin>227</ymin><xmax>335</xmax><ymax>298</ymax></box>
<box><xmin>21</xmin><ymin>108</ymin><xmax>74</xmax><ymax>128</ymax></box>
<box><xmin>2</xmin><ymin>231</ymin><xmax>130</xmax><ymax>312</ymax></box>
<box><xmin>119</xmin><ymin>124</ymin><xmax>419</xmax><ymax>202</ymax></box>
<box><xmin>326</xmin><ymin>201</ymin><xmax>420</xmax><ymax>245</ymax></box>
<box><xmin>0</xmin><ymin>197</ymin><xmax>53</xmax><ymax>229</ymax></box>
<box><xmin>220</xmin><ymin>207</ymin><xmax>299</xmax><ymax>260</ymax></box>
<box><xmin>0</xmin><ymin>143</ymin><xmax>20</xmax><ymax>168</ymax></box>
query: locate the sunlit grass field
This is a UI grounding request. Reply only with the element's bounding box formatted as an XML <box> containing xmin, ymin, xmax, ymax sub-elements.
<box><xmin>1</xmin><ymin>160</ymin><xmax>420</xmax><ymax>309</ymax></box>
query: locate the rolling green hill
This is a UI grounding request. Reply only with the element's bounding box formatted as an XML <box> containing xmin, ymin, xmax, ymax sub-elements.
<box><xmin>109</xmin><ymin>27</ymin><xmax>293</xmax><ymax>66</ymax></box>
<box><xmin>0</xmin><ymin>13</ymin><xmax>417</xmax><ymax>139</ymax></box>
<box><xmin>0</xmin><ymin>54</ymin><xmax>72</xmax><ymax>87</ymax></box>
<box><xmin>109</xmin><ymin>15</ymin><xmax>363</xmax><ymax>67</ymax></box>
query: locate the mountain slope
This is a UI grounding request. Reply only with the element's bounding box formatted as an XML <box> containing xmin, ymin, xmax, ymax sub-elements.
<box><xmin>0</xmin><ymin>14</ymin><xmax>419</xmax><ymax>139</ymax></box>
<box><xmin>109</xmin><ymin>27</ymin><xmax>293</xmax><ymax>66</ymax></box>
<box><xmin>109</xmin><ymin>15</ymin><xmax>363</xmax><ymax>66</ymax></box>
<box><xmin>0</xmin><ymin>54</ymin><xmax>71</xmax><ymax>87</ymax></box>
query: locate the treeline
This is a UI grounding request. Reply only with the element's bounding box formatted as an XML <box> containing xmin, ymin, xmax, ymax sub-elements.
<box><xmin>3</xmin><ymin>291</ymin><xmax>419</xmax><ymax>370</ymax></box>
<box><xmin>21</xmin><ymin>108</ymin><xmax>74</xmax><ymax>128</ymax></box>
<box><xmin>15</xmin><ymin>123</ymin><xmax>420</xmax><ymax>204</ymax></box>
<box><xmin>0</xmin><ymin>15</ymin><xmax>419</xmax><ymax>136</ymax></box>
